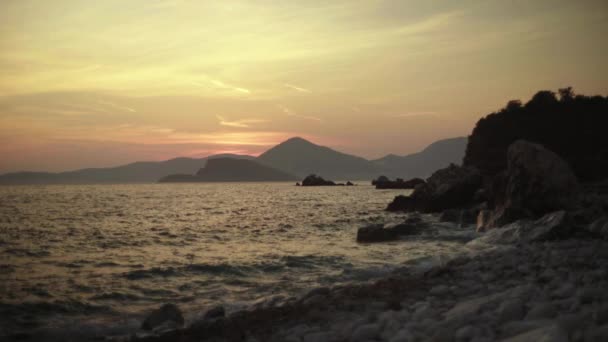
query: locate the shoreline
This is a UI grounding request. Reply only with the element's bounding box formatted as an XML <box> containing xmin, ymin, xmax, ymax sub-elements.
<box><xmin>125</xmin><ymin>233</ymin><xmax>608</xmax><ymax>342</ymax></box>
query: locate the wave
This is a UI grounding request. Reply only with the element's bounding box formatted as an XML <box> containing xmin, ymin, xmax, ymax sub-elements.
<box><xmin>122</xmin><ymin>255</ymin><xmax>349</xmax><ymax>281</ymax></box>
<box><xmin>123</xmin><ymin>267</ymin><xmax>180</xmax><ymax>280</ymax></box>
<box><xmin>0</xmin><ymin>299</ymin><xmax>113</xmax><ymax>317</ymax></box>
<box><xmin>90</xmin><ymin>292</ymin><xmax>142</xmax><ymax>301</ymax></box>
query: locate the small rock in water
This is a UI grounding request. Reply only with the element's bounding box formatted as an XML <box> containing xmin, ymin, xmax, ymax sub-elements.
<box><xmin>141</xmin><ymin>303</ymin><xmax>184</xmax><ymax>330</ymax></box>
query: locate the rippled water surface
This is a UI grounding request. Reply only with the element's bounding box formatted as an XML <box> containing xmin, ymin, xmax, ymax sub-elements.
<box><xmin>0</xmin><ymin>183</ymin><xmax>467</xmax><ymax>338</ymax></box>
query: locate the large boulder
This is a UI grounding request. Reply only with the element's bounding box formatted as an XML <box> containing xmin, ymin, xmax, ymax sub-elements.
<box><xmin>356</xmin><ymin>216</ymin><xmax>427</xmax><ymax>243</ymax></box>
<box><xmin>386</xmin><ymin>164</ymin><xmax>482</xmax><ymax>212</ymax></box>
<box><xmin>356</xmin><ymin>224</ymin><xmax>398</xmax><ymax>243</ymax></box>
<box><xmin>301</xmin><ymin>174</ymin><xmax>336</xmax><ymax>186</ymax></box>
<box><xmin>482</xmin><ymin>140</ymin><xmax>580</xmax><ymax>229</ymax></box>
<box><xmin>141</xmin><ymin>303</ymin><xmax>184</xmax><ymax>331</ymax></box>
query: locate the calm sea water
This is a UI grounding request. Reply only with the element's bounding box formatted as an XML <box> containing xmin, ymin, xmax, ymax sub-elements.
<box><xmin>0</xmin><ymin>183</ymin><xmax>470</xmax><ymax>339</ymax></box>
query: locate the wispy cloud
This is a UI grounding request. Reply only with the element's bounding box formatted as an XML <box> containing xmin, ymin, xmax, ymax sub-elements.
<box><xmin>284</xmin><ymin>83</ymin><xmax>311</xmax><ymax>93</ymax></box>
<box><xmin>96</xmin><ymin>100</ymin><xmax>136</xmax><ymax>113</ymax></box>
<box><xmin>277</xmin><ymin>105</ymin><xmax>322</xmax><ymax>122</ymax></box>
<box><xmin>191</xmin><ymin>78</ymin><xmax>251</xmax><ymax>95</ymax></box>
<box><xmin>392</xmin><ymin>111</ymin><xmax>438</xmax><ymax>118</ymax></box>
<box><xmin>210</xmin><ymin>80</ymin><xmax>250</xmax><ymax>94</ymax></box>
<box><xmin>216</xmin><ymin>115</ymin><xmax>266</xmax><ymax>128</ymax></box>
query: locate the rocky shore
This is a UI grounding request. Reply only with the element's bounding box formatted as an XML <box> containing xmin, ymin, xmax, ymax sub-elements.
<box><xmin>127</xmin><ymin>229</ymin><xmax>607</xmax><ymax>342</ymax></box>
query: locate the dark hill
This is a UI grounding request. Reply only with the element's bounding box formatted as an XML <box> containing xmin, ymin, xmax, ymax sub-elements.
<box><xmin>257</xmin><ymin>137</ymin><xmax>380</xmax><ymax>180</ymax></box>
<box><xmin>464</xmin><ymin>88</ymin><xmax>608</xmax><ymax>181</ymax></box>
<box><xmin>159</xmin><ymin>158</ymin><xmax>298</xmax><ymax>182</ymax></box>
<box><xmin>372</xmin><ymin>137</ymin><xmax>467</xmax><ymax>179</ymax></box>
<box><xmin>0</xmin><ymin>154</ymin><xmax>254</xmax><ymax>184</ymax></box>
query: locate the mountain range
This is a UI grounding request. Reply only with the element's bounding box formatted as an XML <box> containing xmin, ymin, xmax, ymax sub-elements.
<box><xmin>158</xmin><ymin>158</ymin><xmax>298</xmax><ymax>183</ymax></box>
<box><xmin>0</xmin><ymin>137</ymin><xmax>466</xmax><ymax>184</ymax></box>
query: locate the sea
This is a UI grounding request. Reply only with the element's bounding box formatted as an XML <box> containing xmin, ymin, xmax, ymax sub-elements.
<box><xmin>0</xmin><ymin>183</ymin><xmax>474</xmax><ymax>340</ymax></box>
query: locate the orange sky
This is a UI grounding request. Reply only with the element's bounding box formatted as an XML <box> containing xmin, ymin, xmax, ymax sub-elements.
<box><xmin>1</xmin><ymin>0</ymin><xmax>607</xmax><ymax>173</ymax></box>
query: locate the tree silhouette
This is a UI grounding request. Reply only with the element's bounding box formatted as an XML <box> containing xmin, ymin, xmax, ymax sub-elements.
<box><xmin>464</xmin><ymin>88</ymin><xmax>608</xmax><ymax>182</ymax></box>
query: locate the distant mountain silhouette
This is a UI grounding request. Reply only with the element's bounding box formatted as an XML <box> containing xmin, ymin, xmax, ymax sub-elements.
<box><xmin>257</xmin><ymin>137</ymin><xmax>380</xmax><ymax>180</ymax></box>
<box><xmin>0</xmin><ymin>154</ymin><xmax>254</xmax><ymax>184</ymax></box>
<box><xmin>372</xmin><ymin>137</ymin><xmax>467</xmax><ymax>178</ymax></box>
<box><xmin>0</xmin><ymin>137</ymin><xmax>468</xmax><ymax>184</ymax></box>
<box><xmin>159</xmin><ymin>158</ymin><xmax>298</xmax><ymax>182</ymax></box>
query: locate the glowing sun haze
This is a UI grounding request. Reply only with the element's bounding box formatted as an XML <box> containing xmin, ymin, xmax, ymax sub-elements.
<box><xmin>0</xmin><ymin>0</ymin><xmax>607</xmax><ymax>173</ymax></box>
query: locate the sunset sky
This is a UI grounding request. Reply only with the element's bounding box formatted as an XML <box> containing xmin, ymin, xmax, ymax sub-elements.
<box><xmin>0</xmin><ymin>0</ymin><xmax>607</xmax><ymax>173</ymax></box>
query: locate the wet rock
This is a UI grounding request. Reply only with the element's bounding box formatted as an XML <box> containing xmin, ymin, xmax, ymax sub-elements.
<box><xmin>483</xmin><ymin>140</ymin><xmax>580</xmax><ymax>229</ymax></box>
<box><xmin>346</xmin><ymin>181</ymin><xmax>354</xmax><ymax>186</ymax></box>
<box><xmin>470</xmin><ymin>211</ymin><xmax>573</xmax><ymax>245</ymax></box>
<box><xmin>356</xmin><ymin>224</ymin><xmax>398</xmax><ymax>243</ymax></box>
<box><xmin>477</xmin><ymin>210</ymin><xmax>492</xmax><ymax>232</ymax></box>
<box><xmin>390</xmin><ymin>222</ymin><xmax>426</xmax><ymax>236</ymax></box>
<box><xmin>386</xmin><ymin>164</ymin><xmax>482</xmax><ymax>212</ymax></box>
<box><xmin>356</xmin><ymin>220</ymin><xmax>426</xmax><ymax>243</ymax></box>
<box><xmin>386</xmin><ymin>195</ymin><xmax>414</xmax><ymax>212</ymax></box>
<box><xmin>141</xmin><ymin>303</ymin><xmax>184</xmax><ymax>331</ymax></box>
<box><xmin>440</xmin><ymin>209</ymin><xmax>476</xmax><ymax>226</ymax></box>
